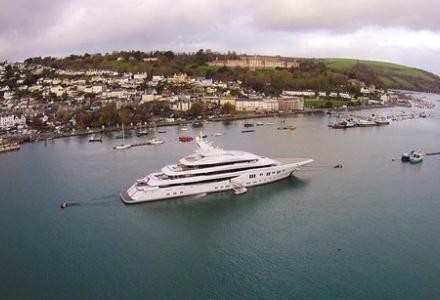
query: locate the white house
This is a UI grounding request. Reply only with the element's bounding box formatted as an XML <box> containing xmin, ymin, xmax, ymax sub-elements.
<box><xmin>14</xmin><ymin>115</ymin><xmax>26</xmax><ymax>126</ymax></box>
<box><xmin>282</xmin><ymin>90</ymin><xmax>315</xmax><ymax>97</ymax></box>
<box><xmin>134</xmin><ymin>72</ymin><xmax>148</xmax><ymax>80</ymax></box>
<box><xmin>0</xmin><ymin>114</ymin><xmax>15</xmax><ymax>129</ymax></box>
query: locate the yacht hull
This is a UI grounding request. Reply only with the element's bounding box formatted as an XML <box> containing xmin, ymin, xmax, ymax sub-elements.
<box><xmin>120</xmin><ymin>158</ymin><xmax>312</xmax><ymax>204</ymax></box>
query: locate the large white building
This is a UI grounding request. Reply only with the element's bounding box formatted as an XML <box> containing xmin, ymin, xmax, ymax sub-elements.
<box><xmin>0</xmin><ymin>114</ymin><xmax>15</xmax><ymax>129</ymax></box>
<box><xmin>235</xmin><ymin>99</ymin><xmax>279</xmax><ymax>112</ymax></box>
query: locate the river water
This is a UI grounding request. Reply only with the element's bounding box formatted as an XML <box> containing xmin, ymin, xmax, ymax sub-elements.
<box><xmin>1</xmin><ymin>92</ymin><xmax>440</xmax><ymax>299</ymax></box>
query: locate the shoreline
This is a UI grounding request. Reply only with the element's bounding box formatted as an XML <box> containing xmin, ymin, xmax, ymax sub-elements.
<box><xmin>6</xmin><ymin>103</ymin><xmax>414</xmax><ymax>144</ymax></box>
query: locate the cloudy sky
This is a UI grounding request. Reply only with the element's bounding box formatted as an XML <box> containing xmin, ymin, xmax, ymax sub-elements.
<box><xmin>1</xmin><ymin>0</ymin><xmax>440</xmax><ymax>73</ymax></box>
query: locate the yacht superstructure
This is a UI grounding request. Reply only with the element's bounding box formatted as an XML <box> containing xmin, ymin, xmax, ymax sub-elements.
<box><xmin>120</xmin><ymin>136</ymin><xmax>313</xmax><ymax>204</ymax></box>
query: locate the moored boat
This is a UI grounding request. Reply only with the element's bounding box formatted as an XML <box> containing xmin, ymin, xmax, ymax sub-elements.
<box><xmin>179</xmin><ymin>135</ymin><xmax>194</xmax><ymax>142</ymax></box>
<box><xmin>356</xmin><ymin>119</ymin><xmax>377</xmax><ymax>127</ymax></box>
<box><xmin>120</xmin><ymin>135</ymin><xmax>313</xmax><ymax>204</ymax></box>
<box><xmin>409</xmin><ymin>151</ymin><xmax>424</xmax><ymax>164</ymax></box>
<box><xmin>147</xmin><ymin>137</ymin><xmax>165</xmax><ymax>145</ymax></box>
<box><xmin>88</xmin><ymin>134</ymin><xmax>103</xmax><ymax>142</ymax></box>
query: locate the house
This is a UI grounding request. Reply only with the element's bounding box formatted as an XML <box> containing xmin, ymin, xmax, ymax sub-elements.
<box><xmin>219</xmin><ymin>97</ymin><xmax>236</xmax><ymax>107</ymax></box>
<box><xmin>141</xmin><ymin>93</ymin><xmax>154</xmax><ymax>103</ymax></box>
<box><xmin>278</xmin><ymin>97</ymin><xmax>304</xmax><ymax>111</ymax></box>
<box><xmin>0</xmin><ymin>114</ymin><xmax>15</xmax><ymax>129</ymax></box>
<box><xmin>14</xmin><ymin>115</ymin><xmax>26</xmax><ymax>126</ymax></box>
<box><xmin>235</xmin><ymin>99</ymin><xmax>279</xmax><ymax>112</ymax></box>
<box><xmin>152</xmin><ymin>75</ymin><xmax>165</xmax><ymax>82</ymax></box>
<box><xmin>133</xmin><ymin>73</ymin><xmax>148</xmax><ymax>80</ymax></box>
<box><xmin>281</xmin><ymin>90</ymin><xmax>315</xmax><ymax>97</ymax></box>
<box><xmin>143</xmin><ymin>57</ymin><xmax>158</xmax><ymax>62</ymax></box>
<box><xmin>339</xmin><ymin>93</ymin><xmax>352</xmax><ymax>100</ymax></box>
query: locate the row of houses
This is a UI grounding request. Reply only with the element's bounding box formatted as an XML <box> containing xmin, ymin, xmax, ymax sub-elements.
<box><xmin>0</xmin><ymin>114</ymin><xmax>26</xmax><ymax>129</ymax></box>
<box><xmin>170</xmin><ymin>96</ymin><xmax>304</xmax><ymax>113</ymax></box>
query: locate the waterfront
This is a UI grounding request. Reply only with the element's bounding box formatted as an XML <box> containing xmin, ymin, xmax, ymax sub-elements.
<box><xmin>1</xmin><ymin>92</ymin><xmax>440</xmax><ymax>299</ymax></box>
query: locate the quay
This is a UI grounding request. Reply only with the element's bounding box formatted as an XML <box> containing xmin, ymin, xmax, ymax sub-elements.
<box><xmin>2</xmin><ymin>102</ymin><xmax>414</xmax><ymax>145</ymax></box>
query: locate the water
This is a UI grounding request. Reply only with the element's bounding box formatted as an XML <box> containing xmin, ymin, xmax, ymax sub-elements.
<box><xmin>1</xmin><ymin>93</ymin><xmax>440</xmax><ymax>299</ymax></box>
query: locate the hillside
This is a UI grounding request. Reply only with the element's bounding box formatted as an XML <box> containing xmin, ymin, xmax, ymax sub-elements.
<box><xmin>319</xmin><ymin>58</ymin><xmax>440</xmax><ymax>92</ymax></box>
<box><xmin>24</xmin><ymin>51</ymin><xmax>440</xmax><ymax>94</ymax></box>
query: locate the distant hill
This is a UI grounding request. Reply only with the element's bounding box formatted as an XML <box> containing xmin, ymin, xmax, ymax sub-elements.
<box><xmin>319</xmin><ymin>58</ymin><xmax>440</xmax><ymax>92</ymax></box>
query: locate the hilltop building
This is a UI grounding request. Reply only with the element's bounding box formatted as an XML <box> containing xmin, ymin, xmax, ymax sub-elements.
<box><xmin>210</xmin><ymin>55</ymin><xmax>300</xmax><ymax>70</ymax></box>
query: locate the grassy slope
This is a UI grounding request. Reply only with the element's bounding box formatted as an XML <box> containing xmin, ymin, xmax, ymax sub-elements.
<box><xmin>319</xmin><ymin>58</ymin><xmax>440</xmax><ymax>91</ymax></box>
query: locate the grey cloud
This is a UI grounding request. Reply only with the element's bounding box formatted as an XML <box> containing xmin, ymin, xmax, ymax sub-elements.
<box><xmin>0</xmin><ymin>0</ymin><xmax>69</xmax><ymax>36</ymax></box>
<box><xmin>1</xmin><ymin>0</ymin><xmax>440</xmax><ymax>73</ymax></box>
<box><xmin>252</xmin><ymin>0</ymin><xmax>440</xmax><ymax>32</ymax></box>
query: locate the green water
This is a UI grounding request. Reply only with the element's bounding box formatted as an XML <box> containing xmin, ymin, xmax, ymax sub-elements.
<box><xmin>1</xmin><ymin>92</ymin><xmax>440</xmax><ymax>299</ymax></box>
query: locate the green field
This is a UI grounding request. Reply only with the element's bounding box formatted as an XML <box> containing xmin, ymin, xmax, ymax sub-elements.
<box><xmin>319</xmin><ymin>58</ymin><xmax>439</xmax><ymax>90</ymax></box>
<box><xmin>304</xmin><ymin>98</ymin><xmax>347</xmax><ymax>109</ymax></box>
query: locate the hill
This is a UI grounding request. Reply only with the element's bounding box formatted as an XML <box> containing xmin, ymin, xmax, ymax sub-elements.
<box><xmin>24</xmin><ymin>51</ymin><xmax>440</xmax><ymax>94</ymax></box>
<box><xmin>319</xmin><ymin>58</ymin><xmax>440</xmax><ymax>92</ymax></box>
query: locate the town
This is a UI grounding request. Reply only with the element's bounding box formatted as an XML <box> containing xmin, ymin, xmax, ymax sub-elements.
<box><xmin>0</xmin><ymin>51</ymin><xmax>414</xmax><ymax>141</ymax></box>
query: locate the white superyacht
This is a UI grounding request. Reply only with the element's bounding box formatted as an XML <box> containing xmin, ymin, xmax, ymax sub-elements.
<box><xmin>120</xmin><ymin>136</ymin><xmax>313</xmax><ymax>204</ymax></box>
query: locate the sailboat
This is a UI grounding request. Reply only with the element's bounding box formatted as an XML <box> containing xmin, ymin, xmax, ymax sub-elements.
<box><xmin>136</xmin><ymin>123</ymin><xmax>149</xmax><ymax>137</ymax></box>
<box><xmin>114</xmin><ymin>124</ymin><xmax>132</xmax><ymax>150</ymax></box>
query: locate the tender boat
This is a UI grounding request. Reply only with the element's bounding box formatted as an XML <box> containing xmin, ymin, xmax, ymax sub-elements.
<box><xmin>256</xmin><ymin>122</ymin><xmax>264</xmax><ymax>126</ymax></box>
<box><xmin>214</xmin><ymin>132</ymin><xmax>224</xmax><ymax>137</ymax></box>
<box><xmin>120</xmin><ymin>136</ymin><xmax>313</xmax><ymax>204</ymax></box>
<box><xmin>266</xmin><ymin>122</ymin><xmax>274</xmax><ymax>125</ymax></box>
<box><xmin>179</xmin><ymin>127</ymin><xmax>189</xmax><ymax>131</ymax></box>
<box><xmin>241</xmin><ymin>129</ymin><xmax>255</xmax><ymax>133</ymax></box>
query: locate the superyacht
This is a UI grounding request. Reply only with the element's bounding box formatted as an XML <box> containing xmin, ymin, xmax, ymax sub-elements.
<box><xmin>120</xmin><ymin>136</ymin><xmax>313</xmax><ymax>203</ymax></box>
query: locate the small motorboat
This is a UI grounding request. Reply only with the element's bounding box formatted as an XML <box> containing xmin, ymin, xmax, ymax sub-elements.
<box><xmin>158</xmin><ymin>130</ymin><xmax>167</xmax><ymax>134</ymax></box>
<box><xmin>179</xmin><ymin>127</ymin><xmax>189</xmax><ymax>131</ymax></box>
<box><xmin>234</xmin><ymin>186</ymin><xmax>247</xmax><ymax>195</ymax></box>
<box><xmin>88</xmin><ymin>134</ymin><xmax>102</xmax><ymax>142</ymax></box>
<box><xmin>401</xmin><ymin>151</ymin><xmax>413</xmax><ymax>162</ymax></box>
<box><xmin>114</xmin><ymin>144</ymin><xmax>132</xmax><ymax>150</ymax></box>
<box><xmin>192</xmin><ymin>121</ymin><xmax>203</xmax><ymax>128</ymax></box>
<box><xmin>277</xmin><ymin>124</ymin><xmax>296</xmax><ymax>131</ymax></box>
<box><xmin>266</xmin><ymin>122</ymin><xmax>274</xmax><ymax>125</ymax></box>
<box><xmin>409</xmin><ymin>151</ymin><xmax>424</xmax><ymax>164</ymax></box>
<box><xmin>214</xmin><ymin>132</ymin><xmax>224</xmax><ymax>136</ymax></box>
<box><xmin>147</xmin><ymin>137</ymin><xmax>164</xmax><ymax>145</ymax></box>
<box><xmin>244</xmin><ymin>123</ymin><xmax>254</xmax><ymax>128</ymax></box>
<box><xmin>241</xmin><ymin>129</ymin><xmax>255</xmax><ymax>133</ymax></box>
<box><xmin>375</xmin><ymin>118</ymin><xmax>390</xmax><ymax>126</ymax></box>
<box><xmin>136</xmin><ymin>130</ymin><xmax>149</xmax><ymax>137</ymax></box>
<box><xmin>256</xmin><ymin>122</ymin><xmax>264</xmax><ymax>126</ymax></box>
<box><xmin>179</xmin><ymin>135</ymin><xmax>193</xmax><ymax>142</ymax></box>
<box><xmin>356</xmin><ymin>119</ymin><xmax>377</xmax><ymax>127</ymax></box>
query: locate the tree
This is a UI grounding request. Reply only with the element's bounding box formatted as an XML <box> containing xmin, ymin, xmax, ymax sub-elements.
<box><xmin>221</xmin><ymin>102</ymin><xmax>235</xmax><ymax>114</ymax></box>
<box><xmin>189</xmin><ymin>102</ymin><xmax>203</xmax><ymax>117</ymax></box>
<box><xmin>31</xmin><ymin>116</ymin><xmax>44</xmax><ymax>129</ymax></box>
<box><xmin>324</xmin><ymin>101</ymin><xmax>333</xmax><ymax>108</ymax></box>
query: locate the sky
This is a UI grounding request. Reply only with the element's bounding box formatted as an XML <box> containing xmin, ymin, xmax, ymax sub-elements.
<box><xmin>1</xmin><ymin>0</ymin><xmax>440</xmax><ymax>74</ymax></box>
